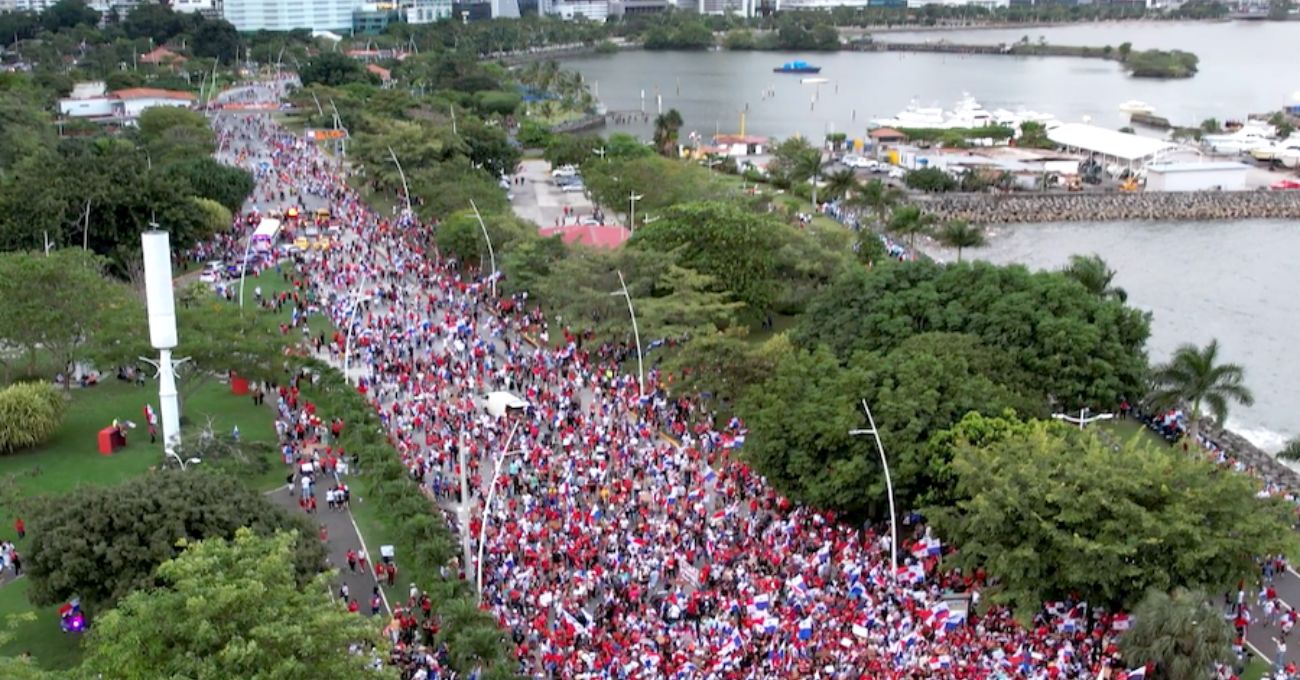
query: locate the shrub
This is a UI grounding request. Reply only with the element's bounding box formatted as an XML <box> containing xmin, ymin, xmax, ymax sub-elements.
<box><xmin>0</xmin><ymin>382</ymin><xmax>65</xmax><ymax>454</ymax></box>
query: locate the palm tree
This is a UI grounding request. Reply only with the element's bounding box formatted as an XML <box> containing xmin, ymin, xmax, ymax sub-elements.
<box><xmin>887</xmin><ymin>205</ymin><xmax>936</xmax><ymax>256</ymax></box>
<box><xmin>792</xmin><ymin>148</ymin><xmax>827</xmax><ymax>208</ymax></box>
<box><xmin>850</xmin><ymin>179</ymin><xmax>905</xmax><ymax>226</ymax></box>
<box><xmin>1063</xmin><ymin>254</ymin><xmax>1127</xmax><ymax>302</ymax></box>
<box><xmin>934</xmin><ymin>220</ymin><xmax>986</xmax><ymax>263</ymax></box>
<box><xmin>1149</xmin><ymin>339</ymin><xmax>1254</xmax><ymax>445</ymax></box>
<box><xmin>1119</xmin><ymin>589</ymin><xmax>1233</xmax><ymax>680</ymax></box>
<box><xmin>652</xmin><ymin>108</ymin><xmax>684</xmax><ymax>157</ymax></box>
<box><xmin>823</xmin><ymin>168</ymin><xmax>858</xmax><ymax>202</ymax></box>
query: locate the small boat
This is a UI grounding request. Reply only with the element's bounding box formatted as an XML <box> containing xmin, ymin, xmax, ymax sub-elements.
<box><xmin>800</xmin><ymin>77</ymin><xmax>829</xmax><ymax>85</ymax></box>
<box><xmin>1118</xmin><ymin>100</ymin><xmax>1156</xmax><ymax>115</ymax></box>
<box><xmin>774</xmin><ymin>60</ymin><xmax>821</xmax><ymax>74</ymax></box>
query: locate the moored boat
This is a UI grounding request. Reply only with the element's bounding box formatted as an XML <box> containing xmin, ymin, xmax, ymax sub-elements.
<box><xmin>774</xmin><ymin>60</ymin><xmax>821</xmax><ymax>74</ymax></box>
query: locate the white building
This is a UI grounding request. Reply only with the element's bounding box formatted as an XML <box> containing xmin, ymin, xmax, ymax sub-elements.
<box><xmin>697</xmin><ymin>0</ymin><xmax>754</xmax><ymax>14</ymax></box>
<box><xmin>1144</xmin><ymin>161</ymin><xmax>1249</xmax><ymax>192</ymax></box>
<box><xmin>775</xmin><ymin>0</ymin><xmax>869</xmax><ymax>8</ymax></box>
<box><xmin>549</xmin><ymin>0</ymin><xmax>610</xmax><ymax>19</ymax></box>
<box><xmin>59</xmin><ymin>85</ymin><xmax>197</xmax><ymax>121</ymax></box>
<box><xmin>221</xmin><ymin>0</ymin><xmax>354</xmax><ymax>32</ymax></box>
<box><xmin>402</xmin><ymin>0</ymin><xmax>452</xmax><ymax>22</ymax></box>
<box><xmin>170</xmin><ymin>0</ymin><xmax>219</xmax><ymax>14</ymax></box>
<box><xmin>907</xmin><ymin>0</ymin><xmax>1008</xmax><ymax>8</ymax></box>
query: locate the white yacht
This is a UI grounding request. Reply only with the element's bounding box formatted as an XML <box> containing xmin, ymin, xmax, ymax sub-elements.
<box><xmin>1248</xmin><ymin>134</ymin><xmax>1300</xmax><ymax>162</ymax></box>
<box><xmin>1203</xmin><ymin>121</ymin><xmax>1277</xmax><ymax>155</ymax></box>
<box><xmin>1118</xmin><ymin>100</ymin><xmax>1156</xmax><ymax>115</ymax></box>
<box><xmin>874</xmin><ymin>99</ymin><xmax>946</xmax><ymax>128</ymax></box>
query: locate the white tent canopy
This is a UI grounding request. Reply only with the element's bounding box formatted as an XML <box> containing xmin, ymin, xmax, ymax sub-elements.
<box><xmin>1047</xmin><ymin>123</ymin><xmax>1176</xmax><ymax>162</ymax></box>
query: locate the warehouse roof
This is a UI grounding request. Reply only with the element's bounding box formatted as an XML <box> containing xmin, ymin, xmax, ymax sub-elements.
<box><xmin>1046</xmin><ymin>123</ymin><xmax>1176</xmax><ymax>161</ymax></box>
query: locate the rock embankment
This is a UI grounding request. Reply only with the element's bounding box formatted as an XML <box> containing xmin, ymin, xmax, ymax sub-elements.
<box><xmin>1202</xmin><ymin>422</ymin><xmax>1300</xmax><ymax>490</ymax></box>
<box><xmin>919</xmin><ymin>190</ymin><xmax>1300</xmax><ymax>223</ymax></box>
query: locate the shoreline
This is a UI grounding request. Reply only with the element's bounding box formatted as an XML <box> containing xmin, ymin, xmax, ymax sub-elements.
<box><xmin>917</xmin><ymin>190</ymin><xmax>1300</xmax><ymax>223</ymax></box>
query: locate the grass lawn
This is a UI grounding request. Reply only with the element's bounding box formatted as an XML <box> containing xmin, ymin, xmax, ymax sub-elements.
<box><xmin>1243</xmin><ymin>657</ymin><xmax>1269</xmax><ymax>680</ymax></box>
<box><xmin>744</xmin><ymin>313</ymin><xmax>799</xmax><ymax>347</ymax></box>
<box><xmin>0</xmin><ymin>379</ymin><xmax>279</xmax><ymax>527</ymax></box>
<box><xmin>0</xmin><ymin>579</ymin><xmax>83</xmax><ymax>671</ymax></box>
<box><xmin>1096</xmin><ymin>417</ymin><xmax>1171</xmax><ymax>452</ymax></box>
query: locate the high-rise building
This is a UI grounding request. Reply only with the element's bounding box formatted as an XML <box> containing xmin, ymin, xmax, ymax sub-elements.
<box><xmin>221</xmin><ymin>0</ymin><xmax>355</xmax><ymax>32</ymax></box>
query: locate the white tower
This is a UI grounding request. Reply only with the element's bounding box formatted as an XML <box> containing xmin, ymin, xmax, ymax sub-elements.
<box><xmin>141</xmin><ymin>231</ymin><xmax>182</xmax><ymax>452</ymax></box>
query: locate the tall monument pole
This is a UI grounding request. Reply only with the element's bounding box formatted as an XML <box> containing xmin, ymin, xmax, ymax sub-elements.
<box><xmin>141</xmin><ymin>230</ymin><xmax>181</xmax><ymax>451</ymax></box>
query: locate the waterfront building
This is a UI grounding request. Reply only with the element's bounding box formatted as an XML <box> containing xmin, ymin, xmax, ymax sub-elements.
<box><xmin>59</xmin><ymin>84</ymin><xmax>197</xmax><ymax>121</ymax></box>
<box><xmin>609</xmin><ymin>0</ymin><xmax>672</xmax><ymax>13</ymax></box>
<box><xmin>403</xmin><ymin>0</ymin><xmax>453</xmax><ymax>22</ymax></box>
<box><xmin>776</xmin><ymin>0</ymin><xmax>870</xmax><ymax>8</ymax></box>
<box><xmin>222</xmin><ymin>0</ymin><xmax>353</xmax><ymax>32</ymax></box>
<box><xmin>353</xmin><ymin>2</ymin><xmax>402</xmax><ymax>33</ymax></box>
<box><xmin>548</xmin><ymin>0</ymin><xmax>610</xmax><ymax>18</ymax></box>
<box><xmin>170</xmin><ymin>0</ymin><xmax>221</xmax><ymax>16</ymax></box>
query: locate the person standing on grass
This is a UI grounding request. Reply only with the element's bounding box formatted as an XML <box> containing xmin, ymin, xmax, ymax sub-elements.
<box><xmin>14</xmin><ymin>517</ymin><xmax>24</xmax><ymax>540</ymax></box>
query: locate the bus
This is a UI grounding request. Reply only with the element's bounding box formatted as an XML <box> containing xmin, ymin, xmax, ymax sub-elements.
<box><xmin>251</xmin><ymin>218</ymin><xmax>282</xmax><ymax>251</ymax></box>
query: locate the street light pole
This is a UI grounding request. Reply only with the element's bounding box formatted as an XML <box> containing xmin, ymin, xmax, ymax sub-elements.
<box><xmin>1051</xmin><ymin>409</ymin><xmax>1115</xmax><ymax>430</ymax></box>
<box><xmin>341</xmin><ymin>271</ymin><xmax>369</xmax><ymax>383</ymax></box>
<box><xmin>609</xmin><ymin>270</ymin><xmax>644</xmax><ymax>400</ymax></box>
<box><xmin>468</xmin><ymin>199</ymin><xmax>497</xmax><ymax>298</ymax></box>
<box><xmin>628</xmin><ymin>191</ymin><xmax>643</xmax><ymax>231</ymax></box>
<box><xmin>164</xmin><ymin>448</ymin><xmax>201</xmax><ymax>471</ymax></box>
<box><xmin>387</xmin><ymin>145</ymin><xmax>413</xmax><ymax>215</ymax></box>
<box><xmin>849</xmin><ymin>398</ymin><xmax>898</xmax><ymax>580</ymax></box>
<box><xmin>475</xmin><ymin>420</ymin><xmax>522</xmax><ymax>599</ymax></box>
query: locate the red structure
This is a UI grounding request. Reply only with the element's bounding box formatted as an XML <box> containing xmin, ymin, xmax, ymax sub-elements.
<box><xmin>97</xmin><ymin>426</ymin><xmax>126</xmax><ymax>455</ymax></box>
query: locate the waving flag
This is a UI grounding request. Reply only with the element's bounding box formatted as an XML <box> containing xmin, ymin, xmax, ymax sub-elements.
<box><xmin>797</xmin><ymin>617</ymin><xmax>814</xmax><ymax>641</ymax></box>
<box><xmin>1112</xmin><ymin>613</ymin><xmax>1132</xmax><ymax>631</ymax></box>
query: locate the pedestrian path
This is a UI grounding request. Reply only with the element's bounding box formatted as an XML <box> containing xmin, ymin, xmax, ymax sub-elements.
<box><xmin>264</xmin><ymin>451</ymin><xmax>391</xmax><ymax>618</ymax></box>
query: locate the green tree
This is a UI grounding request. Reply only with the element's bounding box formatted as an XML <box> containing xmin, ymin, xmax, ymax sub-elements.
<box><xmin>24</xmin><ymin>472</ymin><xmax>326</xmax><ymax>608</ymax></box>
<box><xmin>1148</xmin><ymin>339</ymin><xmax>1254</xmax><ymax>444</ymax></box>
<box><xmin>793</xmin><ymin>260</ymin><xmax>1152</xmax><ymax>409</ymax></box>
<box><xmin>434</xmin><ymin>209</ymin><xmax>532</xmax><ymax>270</ymax></box>
<box><xmin>823</xmin><ymin>167</ymin><xmax>858</xmax><ymax>201</ymax></box>
<box><xmin>886</xmin><ymin>204</ymin><xmax>935</xmax><ymax>253</ymax></box>
<box><xmin>136</xmin><ymin>106</ymin><xmax>216</xmax><ymax>160</ymax></box>
<box><xmin>1118</xmin><ymin>42</ymin><xmax>1133</xmax><ymax>60</ymax></box>
<box><xmin>931</xmin><ymin>421</ymin><xmax>1295</xmax><ymax>611</ymax></box>
<box><xmin>628</xmin><ymin>201</ymin><xmax>782</xmax><ymax>316</ymax></box>
<box><xmin>1063</xmin><ymin>253</ymin><xmax>1127</xmax><ymax>302</ymax></box>
<box><xmin>652</xmin><ymin>108</ymin><xmax>684</xmax><ymax>157</ymax></box>
<box><xmin>1016</xmin><ymin>120</ymin><xmax>1054</xmax><ymax>149</ymax></box>
<box><xmin>81</xmin><ymin>529</ymin><xmax>390</xmax><ymax>680</ymax></box>
<box><xmin>543</xmin><ymin>132</ymin><xmax>602</xmax><ymax>169</ymax></box>
<box><xmin>41</xmin><ymin>0</ymin><xmax>99</xmax><ymax>32</ymax></box>
<box><xmin>300</xmin><ymin>52</ymin><xmax>374</xmax><ymax>88</ymax></box>
<box><xmin>171</xmin><ymin>157</ymin><xmax>255</xmax><ymax>213</ymax></box>
<box><xmin>934</xmin><ymin>220</ymin><xmax>986</xmax><ymax>262</ymax></box>
<box><xmin>904</xmin><ymin>166</ymin><xmax>958</xmax><ymax>192</ymax></box>
<box><xmin>121</xmin><ymin>3</ymin><xmax>191</xmax><ymax>42</ymax></box>
<box><xmin>1268</xmin><ymin>0</ymin><xmax>1294</xmax><ymax>20</ymax></box>
<box><xmin>0</xmin><ymin>382</ymin><xmax>65</xmax><ymax>454</ymax></box>
<box><xmin>0</xmin><ymin>250</ymin><xmax>136</xmax><ymax>383</ymax></box>
<box><xmin>849</xmin><ymin>178</ymin><xmax>904</xmax><ymax>226</ymax></box>
<box><xmin>1200</xmin><ymin>117</ymin><xmax>1222</xmax><ymax>134</ymax></box>
<box><xmin>1119</xmin><ymin>589</ymin><xmax>1233</xmax><ymax>680</ymax></box>
<box><xmin>189</xmin><ymin>17</ymin><xmax>242</xmax><ymax>63</ymax></box>
<box><xmin>0</xmin><ymin>91</ymin><xmax>55</xmax><ymax>177</ymax></box>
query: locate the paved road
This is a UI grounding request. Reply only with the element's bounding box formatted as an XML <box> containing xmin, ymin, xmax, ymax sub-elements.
<box><xmin>211</xmin><ymin>94</ymin><xmax>390</xmax><ymax>618</ymax></box>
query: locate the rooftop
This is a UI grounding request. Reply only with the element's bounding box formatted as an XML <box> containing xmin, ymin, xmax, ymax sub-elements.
<box><xmin>110</xmin><ymin>88</ymin><xmax>197</xmax><ymax>101</ymax></box>
<box><xmin>1046</xmin><ymin>123</ymin><xmax>1175</xmax><ymax>162</ymax></box>
<box><xmin>1146</xmin><ymin>161</ymin><xmax>1251</xmax><ymax>173</ymax></box>
<box><xmin>713</xmin><ymin>134</ymin><xmax>769</xmax><ymax>145</ymax></box>
<box><xmin>869</xmin><ymin>127</ymin><xmax>907</xmax><ymax>139</ymax></box>
<box><xmin>538</xmin><ymin>225</ymin><xmax>630</xmax><ymax>249</ymax></box>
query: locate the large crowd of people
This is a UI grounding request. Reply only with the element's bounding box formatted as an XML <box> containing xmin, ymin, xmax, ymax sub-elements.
<box><xmin>207</xmin><ymin>94</ymin><xmax>1276</xmax><ymax>680</ymax></box>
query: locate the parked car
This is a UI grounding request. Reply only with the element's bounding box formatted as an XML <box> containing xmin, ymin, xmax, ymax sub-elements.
<box><xmin>887</xmin><ymin>167</ymin><xmax>906</xmax><ymax>180</ymax></box>
<box><xmin>551</xmin><ymin>165</ymin><xmax>579</xmax><ymax>178</ymax></box>
<box><xmin>841</xmin><ymin>154</ymin><xmax>876</xmax><ymax>170</ymax></box>
<box><xmin>561</xmin><ymin>181</ymin><xmax>586</xmax><ymax>193</ymax></box>
<box><xmin>199</xmin><ymin>261</ymin><xmax>225</xmax><ymax>283</ymax></box>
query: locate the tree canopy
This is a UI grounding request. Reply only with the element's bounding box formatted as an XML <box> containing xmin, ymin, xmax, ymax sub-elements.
<box><xmin>628</xmin><ymin>201</ymin><xmax>782</xmax><ymax>316</ymax></box>
<box><xmin>792</xmin><ymin>260</ymin><xmax>1152</xmax><ymax>410</ymax></box>
<box><xmin>81</xmin><ymin>529</ymin><xmax>391</xmax><ymax>680</ymax></box>
<box><xmin>930</xmin><ymin>417</ymin><xmax>1297</xmax><ymax>611</ymax></box>
<box><xmin>24</xmin><ymin>471</ymin><xmax>326</xmax><ymax>608</ymax></box>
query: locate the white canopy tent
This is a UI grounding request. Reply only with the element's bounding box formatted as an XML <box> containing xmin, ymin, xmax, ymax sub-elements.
<box><xmin>1047</xmin><ymin>123</ymin><xmax>1177</xmax><ymax>167</ymax></box>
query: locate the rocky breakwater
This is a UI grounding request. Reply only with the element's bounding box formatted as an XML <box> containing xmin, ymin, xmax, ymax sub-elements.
<box><xmin>1202</xmin><ymin>422</ymin><xmax>1300</xmax><ymax>490</ymax></box>
<box><xmin>919</xmin><ymin>190</ymin><xmax>1300</xmax><ymax>224</ymax></box>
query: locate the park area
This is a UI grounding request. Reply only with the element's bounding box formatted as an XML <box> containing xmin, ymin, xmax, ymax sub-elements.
<box><xmin>0</xmin><ymin>377</ymin><xmax>279</xmax><ymax>669</ymax></box>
